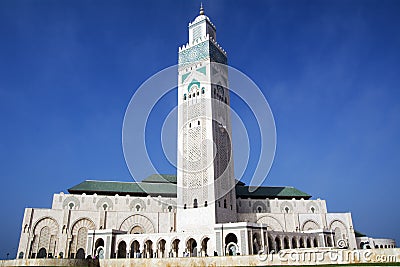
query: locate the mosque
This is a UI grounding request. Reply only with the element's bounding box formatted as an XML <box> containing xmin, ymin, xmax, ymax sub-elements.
<box><xmin>16</xmin><ymin>6</ymin><xmax>395</xmax><ymax>260</ymax></box>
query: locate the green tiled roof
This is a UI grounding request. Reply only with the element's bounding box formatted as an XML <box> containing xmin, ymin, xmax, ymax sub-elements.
<box><xmin>68</xmin><ymin>174</ymin><xmax>311</xmax><ymax>199</ymax></box>
<box><xmin>235</xmin><ymin>185</ymin><xmax>311</xmax><ymax>199</ymax></box>
<box><xmin>68</xmin><ymin>180</ymin><xmax>176</xmax><ymax>197</ymax></box>
<box><xmin>355</xmin><ymin>230</ymin><xmax>366</xmax><ymax>237</ymax></box>
<box><xmin>142</xmin><ymin>174</ymin><xmax>177</xmax><ymax>184</ymax></box>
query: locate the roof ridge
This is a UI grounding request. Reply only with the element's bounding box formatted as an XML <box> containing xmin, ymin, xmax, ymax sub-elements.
<box><xmin>83</xmin><ymin>179</ymin><xmax>137</xmax><ymax>184</ymax></box>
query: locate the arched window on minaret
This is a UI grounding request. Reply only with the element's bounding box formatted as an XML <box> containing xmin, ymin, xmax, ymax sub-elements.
<box><xmin>193</xmin><ymin>199</ymin><xmax>198</xmax><ymax>208</ymax></box>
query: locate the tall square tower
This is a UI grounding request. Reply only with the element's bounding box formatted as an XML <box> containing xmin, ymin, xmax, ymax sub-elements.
<box><xmin>176</xmin><ymin>7</ymin><xmax>237</xmax><ymax>232</ymax></box>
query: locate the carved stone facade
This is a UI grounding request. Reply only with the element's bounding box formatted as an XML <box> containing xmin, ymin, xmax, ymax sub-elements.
<box><xmin>16</xmin><ymin>6</ymin><xmax>395</xmax><ymax>261</ymax></box>
<box><xmin>18</xmin><ymin>190</ymin><xmax>371</xmax><ymax>259</ymax></box>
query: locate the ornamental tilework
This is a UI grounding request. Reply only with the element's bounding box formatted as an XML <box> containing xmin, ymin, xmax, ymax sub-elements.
<box><xmin>179</xmin><ymin>41</ymin><xmax>227</xmax><ymax>67</ymax></box>
<box><xmin>179</xmin><ymin>41</ymin><xmax>209</xmax><ymax>66</ymax></box>
<box><xmin>209</xmin><ymin>42</ymin><xmax>227</xmax><ymax>65</ymax></box>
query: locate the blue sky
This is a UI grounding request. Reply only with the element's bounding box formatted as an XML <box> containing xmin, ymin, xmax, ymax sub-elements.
<box><xmin>0</xmin><ymin>0</ymin><xmax>399</xmax><ymax>259</ymax></box>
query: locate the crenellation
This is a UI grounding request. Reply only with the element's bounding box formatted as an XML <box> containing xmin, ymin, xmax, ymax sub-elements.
<box><xmin>179</xmin><ymin>34</ymin><xmax>227</xmax><ymax>58</ymax></box>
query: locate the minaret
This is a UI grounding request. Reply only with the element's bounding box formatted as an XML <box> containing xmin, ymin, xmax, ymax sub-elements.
<box><xmin>176</xmin><ymin>6</ymin><xmax>237</xmax><ymax>232</ymax></box>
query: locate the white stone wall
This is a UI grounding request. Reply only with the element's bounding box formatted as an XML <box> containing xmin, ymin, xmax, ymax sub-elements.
<box><xmin>17</xmin><ymin>191</ymin><xmax>362</xmax><ymax>259</ymax></box>
<box><xmin>17</xmin><ymin>193</ymin><xmax>177</xmax><ymax>259</ymax></box>
<box><xmin>52</xmin><ymin>193</ymin><xmax>177</xmax><ymax>213</ymax></box>
<box><xmin>237</xmin><ymin>209</ymin><xmax>356</xmax><ymax>249</ymax></box>
<box><xmin>17</xmin><ymin>190</ymin><xmax>363</xmax><ymax>259</ymax></box>
<box><xmin>236</xmin><ymin>198</ymin><xmax>327</xmax><ymax>214</ymax></box>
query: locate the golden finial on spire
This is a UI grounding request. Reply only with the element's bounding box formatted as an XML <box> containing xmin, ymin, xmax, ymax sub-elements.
<box><xmin>200</xmin><ymin>2</ymin><xmax>204</xmax><ymax>15</ymax></box>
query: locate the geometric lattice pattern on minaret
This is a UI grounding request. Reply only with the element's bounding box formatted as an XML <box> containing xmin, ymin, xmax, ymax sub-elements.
<box><xmin>177</xmin><ymin>6</ymin><xmax>238</xmax><ymax>229</ymax></box>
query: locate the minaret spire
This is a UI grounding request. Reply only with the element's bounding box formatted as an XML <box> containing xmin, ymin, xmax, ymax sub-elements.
<box><xmin>199</xmin><ymin>2</ymin><xmax>204</xmax><ymax>15</ymax></box>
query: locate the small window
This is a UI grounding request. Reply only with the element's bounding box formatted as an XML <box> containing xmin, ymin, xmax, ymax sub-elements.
<box><xmin>197</xmin><ymin>91</ymin><xmax>199</xmax><ymax>96</ymax></box>
<box><xmin>202</xmin><ymin>88</ymin><xmax>205</xmax><ymax>94</ymax></box>
<box><xmin>311</xmin><ymin>207</ymin><xmax>315</xmax><ymax>213</ymax></box>
<box><xmin>168</xmin><ymin>206</ymin><xmax>172</xmax><ymax>212</ymax></box>
<box><xmin>69</xmin><ymin>203</ymin><xmax>74</xmax><ymax>210</ymax></box>
<box><xmin>184</xmin><ymin>204</ymin><xmax>187</xmax><ymax>209</ymax></box>
<box><xmin>257</xmin><ymin>207</ymin><xmax>262</xmax><ymax>213</ymax></box>
<box><xmin>198</xmin><ymin>121</ymin><xmax>200</xmax><ymax>125</ymax></box>
<box><xmin>184</xmin><ymin>94</ymin><xmax>187</xmax><ymax>100</ymax></box>
<box><xmin>189</xmin><ymin>94</ymin><xmax>191</xmax><ymax>98</ymax></box>
<box><xmin>193</xmin><ymin>199</ymin><xmax>198</xmax><ymax>208</ymax></box>
<box><xmin>189</xmin><ymin>123</ymin><xmax>191</xmax><ymax>128</ymax></box>
<box><xmin>223</xmin><ymin>199</ymin><xmax>227</xmax><ymax>208</ymax></box>
<box><xmin>193</xmin><ymin>93</ymin><xmax>195</xmax><ymax>97</ymax></box>
<box><xmin>136</xmin><ymin>205</ymin><xmax>140</xmax><ymax>211</ymax></box>
<box><xmin>204</xmin><ymin>201</ymin><xmax>208</xmax><ymax>207</ymax></box>
<box><xmin>285</xmin><ymin>207</ymin><xmax>289</xmax><ymax>213</ymax></box>
<box><xmin>218</xmin><ymin>201</ymin><xmax>221</xmax><ymax>207</ymax></box>
<box><xmin>103</xmin><ymin>204</ymin><xmax>108</xmax><ymax>211</ymax></box>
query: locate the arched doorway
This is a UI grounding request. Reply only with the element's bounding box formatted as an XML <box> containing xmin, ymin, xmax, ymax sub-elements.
<box><xmin>95</xmin><ymin>238</ymin><xmax>105</xmax><ymax>259</ymax></box>
<box><xmin>225</xmin><ymin>233</ymin><xmax>238</xmax><ymax>256</ymax></box>
<box><xmin>300</xmin><ymin>237</ymin><xmax>305</xmax><ymax>248</ymax></box>
<box><xmin>144</xmin><ymin>240</ymin><xmax>153</xmax><ymax>258</ymax></box>
<box><xmin>76</xmin><ymin>248</ymin><xmax>85</xmax><ymax>259</ymax></box>
<box><xmin>291</xmin><ymin>237</ymin><xmax>297</xmax><ymax>249</ymax></box>
<box><xmin>275</xmin><ymin>237</ymin><xmax>281</xmax><ymax>252</ymax></box>
<box><xmin>267</xmin><ymin>236</ymin><xmax>274</xmax><ymax>253</ymax></box>
<box><xmin>37</xmin><ymin>248</ymin><xmax>47</xmax><ymax>258</ymax></box>
<box><xmin>30</xmin><ymin>217</ymin><xmax>59</xmax><ymax>259</ymax></box>
<box><xmin>171</xmin><ymin>239</ymin><xmax>180</xmax><ymax>257</ymax></box>
<box><xmin>117</xmin><ymin>241</ymin><xmax>127</xmax><ymax>258</ymax></box>
<box><xmin>284</xmin><ymin>237</ymin><xmax>290</xmax><ymax>249</ymax></box>
<box><xmin>157</xmin><ymin>239</ymin><xmax>166</xmax><ymax>258</ymax></box>
<box><xmin>69</xmin><ymin>218</ymin><xmax>95</xmax><ymax>259</ymax></box>
<box><xmin>130</xmin><ymin>240</ymin><xmax>140</xmax><ymax>258</ymax></box>
<box><xmin>186</xmin><ymin>238</ymin><xmax>197</xmax><ymax>257</ymax></box>
<box><xmin>306</xmin><ymin>238</ymin><xmax>311</xmax><ymax>248</ymax></box>
<box><xmin>252</xmin><ymin>233</ymin><xmax>261</xmax><ymax>254</ymax></box>
<box><xmin>201</xmin><ymin>237</ymin><xmax>210</xmax><ymax>256</ymax></box>
<box><xmin>326</xmin><ymin>236</ymin><xmax>333</xmax><ymax>247</ymax></box>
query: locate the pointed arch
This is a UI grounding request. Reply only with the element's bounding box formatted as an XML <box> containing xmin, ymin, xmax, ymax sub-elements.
<box><xmin>62</xmin><ymin>196</ymin><xmax>80</xmax><ymax>209</ymax></box>
<box><xmin>96</xmin><ymin>197</ymin><xmax>113</xmax><ymax>210</ymax></box>
<box><xmin>329</xmin><ymin>219</ymin><xmax>348</xmax><ymax>244</ymax></box>
<box><xmin>129</xmin><ymin>198</ymin><xmax>146</xmax><ymax>212</ymax></box>
<box><xmin>252</xmin><ymin>201</ymin><xmax>267</xmax><ymax>213</ymax></box>
<box><xmin>119</xmin><ymin>214</ymin><xmax>155</xmax><ymax>234</ymax></box>
<box><xmin>257</xmin><ymin>216</ymin><xmax>284</xmax><ymax>231</ymax></box>
<box><xmin>302</xmin><ymin>220</ymin><xmax>320</xmax><ymax>231</ymax></box>
<box><xmin>70</xmin><ymin>218</ymin><xmax>96</xmax><ymax>235</ymax></box>
<box><xmin>69</xmin><ymin>218</ymin><xmax>95</xmax><ymax>259</ymax></box>
<box><xmin>31</xmin><ymin>217</ymin><xmax>59</xmax><ymax>258</ymax></box>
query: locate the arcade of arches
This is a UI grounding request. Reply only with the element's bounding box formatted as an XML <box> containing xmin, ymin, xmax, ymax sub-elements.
<box><xmin>112</xmin><ymin>236</ymin><xmax>210</xmax><ymax>258</ymax></box>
